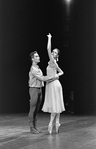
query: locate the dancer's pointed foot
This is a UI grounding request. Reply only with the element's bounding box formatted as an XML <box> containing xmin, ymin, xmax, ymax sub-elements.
<box><xmin>56</xmin><ymin>123</ymin><xmax>61</xmax><ymax>133</ymax></box>
<box><xmin>48</xmin><ymin>123</ymin><xmax>53</xmax><ymax>134</ymax></box>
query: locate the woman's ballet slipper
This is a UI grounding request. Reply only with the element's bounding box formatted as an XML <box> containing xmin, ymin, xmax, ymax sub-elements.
<box><xmin>56</xmin><ymin>123</ymin><xmax>61</xmax><ymax>133</ymax></box>
<box><xmin>48</xmin><ymin>123</ymin><xmax>53</xmax><ymax>134</ymax></box>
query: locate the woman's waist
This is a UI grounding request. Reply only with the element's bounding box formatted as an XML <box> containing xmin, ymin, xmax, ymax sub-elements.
<box><xmin>47</xmin><ymin>74</ymin><xmax>56</xmax><ymax>77</ymax></box>
<box><xmin>46</xmin><ymin>78</ymin><xmax>60</xmax><ymax>85</ymax></box>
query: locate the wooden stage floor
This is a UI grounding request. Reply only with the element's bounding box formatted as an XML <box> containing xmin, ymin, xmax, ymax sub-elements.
<box><xmin>0</xmin><ymin>113</ymin><xmax>96</xmax><ymax>149</ymax></box>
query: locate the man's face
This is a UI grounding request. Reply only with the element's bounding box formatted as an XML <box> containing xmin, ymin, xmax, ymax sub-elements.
<box><xmin>32</xmin><ymin>53</ymin><xmax>40</xmax><ymax>63</ymax></box>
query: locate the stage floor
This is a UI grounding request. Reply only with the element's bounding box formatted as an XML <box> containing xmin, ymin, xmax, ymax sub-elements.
<box><xmin>0</xmin><ymin>113</ymin><xmax>96</xmax><ymax>149</ymax></box>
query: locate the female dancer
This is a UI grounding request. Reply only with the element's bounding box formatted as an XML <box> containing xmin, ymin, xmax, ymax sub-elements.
<box><xmin>42</xmin><ymin>33</ymin><xmax>65</xmax><ymax>134</ymax></box>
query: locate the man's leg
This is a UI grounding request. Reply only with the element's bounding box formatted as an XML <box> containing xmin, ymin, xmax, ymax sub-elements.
<box><xmin>28</xmin><ymin>88</ymin><xmax>39</xmax><ymax>134</ymax></box>
<box><xmin>33</xmin><ymin>88</ymin><xmax>43</xmax><ymax>132</ymax></box>
<box><xmin>33</xmin><ymin>88</ymin><xmax>42</xmax><ymax>119</ymax></box>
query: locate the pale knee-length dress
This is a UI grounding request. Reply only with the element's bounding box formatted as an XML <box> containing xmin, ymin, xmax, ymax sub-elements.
<box><xmin>42</xmin><ymin>61</ymin><xmax>65</xmax><ymax>113</ymax></box>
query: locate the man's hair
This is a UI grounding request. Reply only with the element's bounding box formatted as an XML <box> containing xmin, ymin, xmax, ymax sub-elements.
<box><xmin>29</xmin><ymin>51</ymin><xmax>37</xmax><ymax>59</ymax></box>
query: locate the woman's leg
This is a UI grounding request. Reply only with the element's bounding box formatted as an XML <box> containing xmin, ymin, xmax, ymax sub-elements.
<box><xmin>48</xmin><ymin>113</ymin><xmax>56</xmax><ymax>134</ymax></box>
<box><xmin>55</xmin><ymin>113</ymin><xmax>61</xmax><ymax>133</ymax></box>
<box><xmin>56</xmin><ymin>113</ymin><xmax>60</xmax><ymax>124</ymax></box>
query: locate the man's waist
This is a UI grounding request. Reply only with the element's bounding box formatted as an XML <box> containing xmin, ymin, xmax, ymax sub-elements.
<box><xmin>29</xmin><ymin>80</ymin><xmax>44</xmax><ymax>87</ymax></box>
<box><xmin>29</xmin><ymin>84</ymin><xmax>44</xmax><ymax>88</ymax></box>
<box><xmin>29</xmin><ymin>86</ymin><xmax>42</xmax><ymax>89</ymax></box>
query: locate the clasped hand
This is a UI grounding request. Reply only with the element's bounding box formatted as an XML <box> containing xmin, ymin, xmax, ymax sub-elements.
<box><xmin>44</xmin><ymin>74</ymin><xmax>59</xmax><ymax>83</ymax></box>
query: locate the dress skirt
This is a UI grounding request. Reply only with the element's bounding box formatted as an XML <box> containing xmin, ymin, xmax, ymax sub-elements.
<box><xmin>42</xmin><ymin>79</ymin><xmax>65</xmax><ymax>113</ymax></box>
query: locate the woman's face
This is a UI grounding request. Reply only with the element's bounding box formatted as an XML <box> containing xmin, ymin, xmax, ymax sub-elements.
<box><xmin>52</xmin><ymin>49</ymin><xmax>59</xmax><ymax>59</ymax></box>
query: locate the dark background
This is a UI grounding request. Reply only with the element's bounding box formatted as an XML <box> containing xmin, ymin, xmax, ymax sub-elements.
<box><xmin>0</xmin><ymin>0</ymin><xmax>96</xmax><ymax>115</ymax></box>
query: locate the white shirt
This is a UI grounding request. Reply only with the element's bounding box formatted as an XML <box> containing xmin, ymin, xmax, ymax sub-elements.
<box><xmin>29</xmin><ymin>65</ymin><xmax>44</xmax><ymax>88</ymax></box>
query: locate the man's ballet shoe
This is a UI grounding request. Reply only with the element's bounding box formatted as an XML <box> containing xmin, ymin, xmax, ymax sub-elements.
<box><xmin>30</xmin><ymin>127</ymin><xmax>39</xmax><ymax>134</ymax></box>
<box><xmin>35</xmin><ymin>127</ymin><xmax>43</xmax><ymax>133</ymax></box>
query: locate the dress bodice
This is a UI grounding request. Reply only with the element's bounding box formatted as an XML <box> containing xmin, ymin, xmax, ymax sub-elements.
<box><xmin>46</xmin><ymin>61</ymin><xmax>58</xmax><ymax>77</ymax></box>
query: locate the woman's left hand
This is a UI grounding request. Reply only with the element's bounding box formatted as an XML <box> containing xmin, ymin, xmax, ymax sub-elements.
<box><xmin>47</xmin><ymin>33</ymin><xmax>52</xmax><ymax>38</ymax></box>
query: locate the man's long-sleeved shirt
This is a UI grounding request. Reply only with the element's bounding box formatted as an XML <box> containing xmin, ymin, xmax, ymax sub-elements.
<box><xmin>28</xmin><ymin>65</ymin><xmax>44</xmax><ymax>88</ymax></box>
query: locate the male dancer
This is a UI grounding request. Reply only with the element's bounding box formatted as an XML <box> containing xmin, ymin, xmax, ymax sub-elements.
<box><xmin>28</xmin><ymin>51</ymin><xmax>58</xmax><ymax>134</ymax></box>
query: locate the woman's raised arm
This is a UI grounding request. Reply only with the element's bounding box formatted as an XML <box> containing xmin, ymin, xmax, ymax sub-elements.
<box><xmin>47</xmin><ymin>33</ymin><xmax>54</xmax><ymax>62</ymax></box>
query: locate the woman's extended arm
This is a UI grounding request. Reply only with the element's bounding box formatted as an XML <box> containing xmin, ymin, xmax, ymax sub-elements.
<box><xmin>47</xmin><ymin>33</ymin><xmax>54</xmax><ymax>62</ymax></box>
